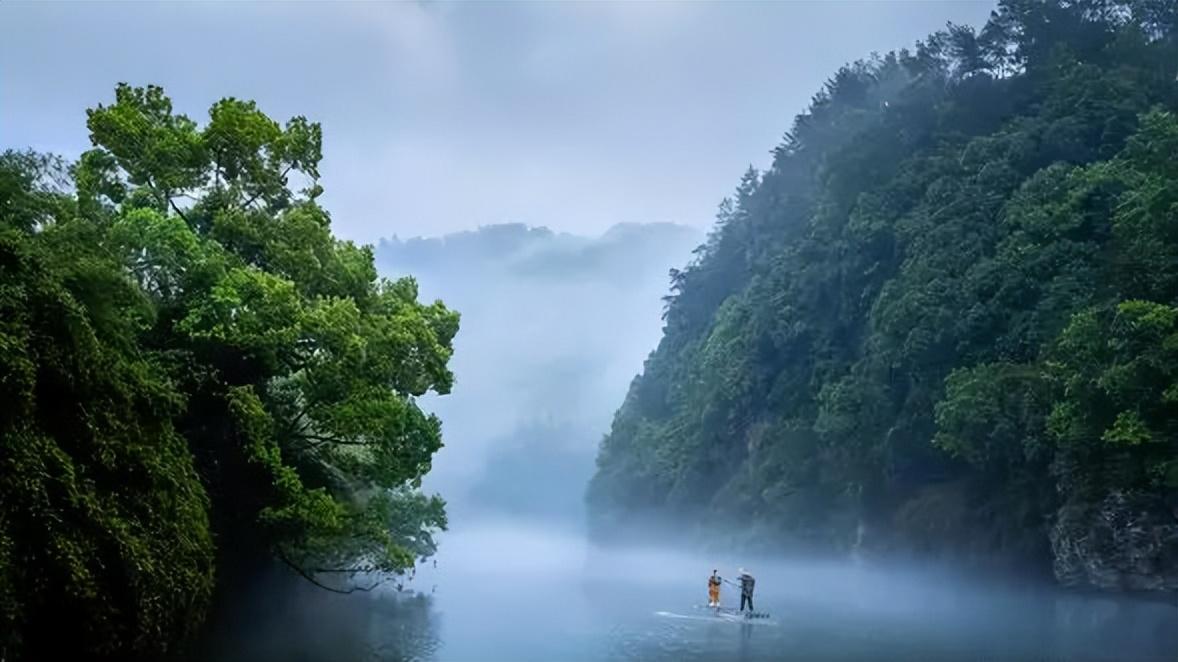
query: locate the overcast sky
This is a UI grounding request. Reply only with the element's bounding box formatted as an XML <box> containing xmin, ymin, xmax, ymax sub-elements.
<box><xmin>1</xmin><ymin>1</ymin><xmax>994</xmax><ymax>242</ymax></box>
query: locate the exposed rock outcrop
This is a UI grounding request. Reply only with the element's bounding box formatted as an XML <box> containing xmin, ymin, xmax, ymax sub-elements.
<box><xmin>1051</xmin><ymin>491</ymin><xmax>1178</xmax><ymax>592</ymax></box>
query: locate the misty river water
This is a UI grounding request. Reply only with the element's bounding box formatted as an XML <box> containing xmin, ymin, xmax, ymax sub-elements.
<box><xmin>191</xmin><ymin>517</ymin><xmax>1178</xmax><ymax>662</ymax></box>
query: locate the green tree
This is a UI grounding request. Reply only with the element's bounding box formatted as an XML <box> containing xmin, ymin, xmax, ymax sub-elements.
<box><xmin>0</xmin><ymin>152</ymin><xmax>214</xmax><ymax>660</ymax></box>
<box><xmin>78</xmin><ymin>83</ymin><xmax>458</xmax><ymax>587</ymax></box>
<box><xmin>1048</xmin><ymin>301</ymin><xmax>1178</xmax><ymax>497</ymax></box>
<box><xmin>0</xmin><ymin>83</ymin><xmax>459</xmax><ymax>659</ymax></box>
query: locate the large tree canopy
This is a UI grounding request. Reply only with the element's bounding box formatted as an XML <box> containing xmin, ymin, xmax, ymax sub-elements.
<box><xmin>0</xmin><ymin>85</ymin><xmax>458</xmax><ymax>660</ymax></box>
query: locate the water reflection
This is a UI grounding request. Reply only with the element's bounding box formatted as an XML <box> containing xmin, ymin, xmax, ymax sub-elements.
<box><xmin>188</xmin><ymin>569</ymin><xmax>440</xmax><ymax>662</ymax></box>
<box><xmin>187</xmin><ymin>522</ymin><xmax>1178</xmax><ymax>662</ymax></box>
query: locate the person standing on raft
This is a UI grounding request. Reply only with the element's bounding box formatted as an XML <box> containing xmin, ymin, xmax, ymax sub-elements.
<box><xmin>737</xmin><ymin>568</ymin><xmax>755</xmax><ymax>612</ymax></box>
<box><xmin>708</xmin><ymin>569</ymin><xmax>722</xmax><ymax>607</ymax></box>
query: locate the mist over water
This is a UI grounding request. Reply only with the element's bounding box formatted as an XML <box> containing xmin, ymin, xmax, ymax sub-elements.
<box><xmin>194</xmin><ymin>518</ymin><xmax>1178</xmax><ymax>662</ymax></box>
<box><xmin>187</xmin><ymin>223</ymin><xmax>1178</xmax><ymax>661</ymax></box>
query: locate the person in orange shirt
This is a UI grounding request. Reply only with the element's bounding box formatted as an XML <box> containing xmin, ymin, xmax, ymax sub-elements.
<box><xmin>707</xmin><ymin>569</ymin><xmax>722</xmax><ymax>607</ymax></box>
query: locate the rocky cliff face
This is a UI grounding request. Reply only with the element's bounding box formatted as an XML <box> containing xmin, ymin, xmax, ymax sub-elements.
<box><xmin>1051</xmin><ymin>492</ymin><xmax>1178</xmax><ymax>592</ymax></box>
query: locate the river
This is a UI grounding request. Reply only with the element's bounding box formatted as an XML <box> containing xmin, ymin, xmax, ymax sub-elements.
<box><xmin>191</xmin><ymin>516</ymin><xmax>1178</xmax><ymax>662</ymax></box>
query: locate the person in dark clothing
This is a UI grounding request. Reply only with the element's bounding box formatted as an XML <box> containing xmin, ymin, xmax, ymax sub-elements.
<box><xmin>738</xmin><ymin>568</ymin><xmax>755</xmax><ymax>612</ymax></box>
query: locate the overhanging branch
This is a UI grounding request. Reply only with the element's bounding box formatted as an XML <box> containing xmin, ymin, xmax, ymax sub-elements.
<box><xmin>275</xmin><ymin>547</ymin><xmax>384</xmax><ymax>595</ymax></box>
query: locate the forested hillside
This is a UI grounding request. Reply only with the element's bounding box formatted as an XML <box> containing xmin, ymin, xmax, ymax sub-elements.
<box><xmin>0</xmin><ymin>87</ymin><xmax>456</xmax><ymax>659</ymax></box>
<box><xmin>590</xmin><ymin>0</ymin><xmax>1178</xmax><ymax>592</ymax></box>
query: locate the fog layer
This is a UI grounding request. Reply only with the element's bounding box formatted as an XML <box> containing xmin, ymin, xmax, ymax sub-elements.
<box><xmin>192</xmin><ymin>520</ymin><xmax>1178</xmax><ymax>662</ymax></box>
<box><xmin>186</xmin><ymin>221</ymin><xmax>1178</xmax><ymax>662</ymax></box>
<box><xmin>185</xmin><ymin>218</ymin><xmax>1178</xmax><ymax>662</ymax></box>
<box><xmin>375</xmin><ymin>222</ymin><xmax>702</xmax><ymax>524</ymax></box>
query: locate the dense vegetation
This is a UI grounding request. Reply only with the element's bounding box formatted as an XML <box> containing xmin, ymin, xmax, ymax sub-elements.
<box><xmin>0</xmin><ymin>88</ymin><xmax>457</xmax><ymax>660</ymax></box>
<box><xmin>590</xmin><ymin>0</ymin><xmax>1178</xmax><ymax>591</ymax></box>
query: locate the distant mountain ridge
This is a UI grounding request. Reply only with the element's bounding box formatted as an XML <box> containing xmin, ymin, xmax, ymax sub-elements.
<box><xmin>373</xmin><ymin>221</ymin><xmax>703</xmax><ymax>525</ymax></box>
<box><xmin>378</xmin><ymin>222</ymin><xmax>701</xmax><ymax>282</ymax></box>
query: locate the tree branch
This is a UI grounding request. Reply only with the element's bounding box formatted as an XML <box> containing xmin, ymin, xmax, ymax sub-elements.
<box><xmin>296</xmin><ymin>432</ymin><xmax>369</xmax><ymax>448</ymax></box>
<box><xmin>167</xmin><ymin>198</ymin><xmax>191</xmax><ymax>224</ymax></box>
<box><xmin>235</xmin><ymin>165</ymin><xmax>293</xmax><ymax>212</ymax></box>
<box><xmin>288</xmin><ymin>408</ymin><xmax>310</xmax><ymax>433</ymax></box>
<box><xmin>275</xmin><ymin>548</ymin><xmax>383</xmax><ymax>594</ymax></box>
<box><xmin>140</xmin><ymin>170</ymin><xmax>190</xmax><ymax>224</ymax></box>
<box><xmin>141</xmin><ymin>172</ymin><xmax>193</xmax><ymax>225</ymax></box>
<box><xmin>237</xmin><ymin>189</ymin><xmax>266</xmax><ymax>213</ymax></box>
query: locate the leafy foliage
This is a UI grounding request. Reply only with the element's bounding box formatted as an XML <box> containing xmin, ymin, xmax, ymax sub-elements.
<box><xmin>1</xmin><ymin>84</ymin><xmax>457</xmax><ymax>658</ymax></box>
<box><xmin>591</xmin><ymin>0</ymin><xmax>1178</xmax><ymax>583</ymax></box>
<box><xmin>0</xmin><ymin>154</ymin><xmax>213</xmax><ymax>659</ymax></box>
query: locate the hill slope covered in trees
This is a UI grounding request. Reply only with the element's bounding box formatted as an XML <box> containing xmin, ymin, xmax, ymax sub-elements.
<box><xmin>589</xmin><ymin>0</ymin><xmax>1178</xmax><ymax>592</ymax></box>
